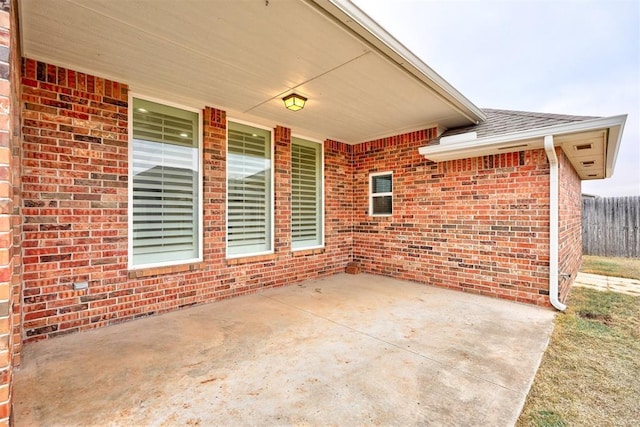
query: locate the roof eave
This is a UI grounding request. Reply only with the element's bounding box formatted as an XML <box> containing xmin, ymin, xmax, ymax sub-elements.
<box><xmin>309</xmin><ymin>0</ymin><xmax>486</xmax><ymax>126</ymax></box>
<box><xmin>604</xmin><ymin>115</ymin><xmax>626</xmax><ymax>178</ymax></box>
<box><xmin>418</xmin><ymin>115</ymin><xmax>627</xmax><ymax>178</ymax></box>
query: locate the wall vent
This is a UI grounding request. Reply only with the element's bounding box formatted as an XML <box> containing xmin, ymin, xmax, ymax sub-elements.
<box><xmin>575</xmin><ymin>143</ymin><xmax>593</xmax><ymax>151</ymax></box>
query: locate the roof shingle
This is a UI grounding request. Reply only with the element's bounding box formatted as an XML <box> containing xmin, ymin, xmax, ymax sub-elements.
<box><xmin>438</xmin><ymin>108</ymin><xmax>600</xmax><ymax>141</ymax></box>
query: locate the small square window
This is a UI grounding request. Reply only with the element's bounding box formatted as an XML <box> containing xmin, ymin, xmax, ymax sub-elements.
<box><xmin>370</xmin><ymin>172</ymin><xmax>393</xmax><ymax>216</ymax></box>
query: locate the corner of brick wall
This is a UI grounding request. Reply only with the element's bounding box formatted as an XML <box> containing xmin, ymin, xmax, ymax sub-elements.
<box><xmin>324</xmin><ymin>139</ymin><xmax>354</xmax><ymax>261</ymax></box>
<box><xmin>558</xmin><ymin>148</ymin><xmax>582</xmax><ymax>302</ymax></box>
<box><xmin>352</xmin><ymin>132</ymin><xmax>552</xmax><ymax>307</ymax></box>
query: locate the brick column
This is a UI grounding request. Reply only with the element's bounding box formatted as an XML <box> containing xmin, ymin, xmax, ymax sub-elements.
<box><xmin>202</xmin><ymin>107</ymin><xmax>227</xmax><ymax>262</ymax></box>
<box><xmin>0</xmin><ymin>0</ymin><xmax>20</xmax><ymax>424</ymax></box>
<box><xmin>274</xmin><ymin>126</ymin><xmax>291</xmax><ymax>254</ymax></box>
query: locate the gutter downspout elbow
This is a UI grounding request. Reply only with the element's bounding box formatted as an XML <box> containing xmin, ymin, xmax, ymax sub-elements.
<box><xmin>544</xmin><ymin>135</ymin><xmax>567</xmax><ymax>311</ymax></box>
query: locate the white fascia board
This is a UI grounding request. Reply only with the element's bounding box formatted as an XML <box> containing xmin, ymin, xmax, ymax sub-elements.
<box><xmin>440</xmin><ymin>132</ymin><xmax>477</xmax><ymax>145</ymax></box>
<box><xmin>604</xmin><ymin>114</ymin><xmax>626</xmax><ymax>178</ymax></box>
<box><xmin>310</xmin><ymin>0</ymin><xmax>486</xmax><ymax>125</ymax></box>
<box><xmin>419</xmin><ymin>115</ymin><xmax>627</xmax><ymax>163</ymax></box>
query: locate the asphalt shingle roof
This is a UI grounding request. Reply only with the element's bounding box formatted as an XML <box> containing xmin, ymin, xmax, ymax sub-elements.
<box><xmin>439</xmin><ymin>108</ymin><xmax>600</xmax><ymax>140</ymax></box>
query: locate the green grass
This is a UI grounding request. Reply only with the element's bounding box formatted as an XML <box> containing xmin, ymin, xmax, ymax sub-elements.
<box><xmin>517</xmin><ymin>286</ymin><xmax>640</xmax><ymax>426</ymax></box>
<box><xmin>581</xmin><ymin>255</ymin><xmax>640</xmax><ymax>280</ymax></box>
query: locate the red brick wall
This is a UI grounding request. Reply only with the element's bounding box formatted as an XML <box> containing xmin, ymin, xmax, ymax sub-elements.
<box><xmin>19</xmin><ymin>58</ymin><xmax>567</xmax><ymax>343</ymax></box>
<box><xmin>352</xmin><ymin>133</ymin><xmax>553</xmax><ymax>306</ymax></box>
<box><xmin>20</xmin><ymin>59</ymin><xmax>353</xmax><ymax>342</ymax></box>
<box><xmin>558</xmin><ymin>148</ymin><xmax>582</xmax><ymax>301</ymax></box>
<box><xmin>325</xmin><ymin>139</ymin><xmax>354</xmax><ymax>258</ymax></box>
<box><xmin>0</xmin><ymin>2</ymin><xmax>21</xmax><ymax>424</ymax></box>
<box><xmin>21</xmin><ymin>58</ymin><xmax>129</xmax><ymax>340</ymax></box>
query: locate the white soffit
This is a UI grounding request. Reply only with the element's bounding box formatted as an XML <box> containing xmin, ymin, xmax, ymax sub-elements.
<box><xmin>418</xmin><ymin>115</ymin><xmax>627</xmax><ymax>180</ymax></box>
<box><xmin>18</xmin><ymin>0</ymin><xmax>484</xmax><ymax>143</ymax></box>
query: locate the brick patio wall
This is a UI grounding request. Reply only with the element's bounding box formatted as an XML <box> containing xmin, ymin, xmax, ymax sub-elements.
<box><xmin>20</xmin><ymin>59</ymin><xmax>353</xmax><ymax>343</ymax></box>
<box><xmin>352</xmin><ymin>135</ymin><xmax>553</xmax><ymax>306</ymax></box>
<box><xmin>19</xmin><ymin>57</ymin><xmax>575</xmax><ymax>343</ymax></box>
<box><xmin>558</xmin><ymin>148</ymin><xmax>582</xmax><ymax>301</ymax></box>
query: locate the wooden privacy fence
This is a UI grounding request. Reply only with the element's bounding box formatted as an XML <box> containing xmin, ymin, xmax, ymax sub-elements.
<box><xmin>582</xmin><ymin>196</ymin><xmax>640</xmax><ymax>258</ymax></box>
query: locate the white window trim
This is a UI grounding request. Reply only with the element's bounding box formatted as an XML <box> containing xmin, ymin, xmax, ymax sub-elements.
<box><xmin>226</xmin><ymin>118</ymin><xmax>275</xmax><ymax>259</ymax></box>
<box><xmin>291</xmin><ymin>135</ymin><xmax>325</xmax><ymax>252</ymax></box>
<box><xmin>369</xmin><ymin>171</ymin><xmax>393</xmax><ymax>217</ymax></box>
<box><xmin>127</xmin><ymin>92</ymin><xmax>204</xmax><ymax>270</ymax></box>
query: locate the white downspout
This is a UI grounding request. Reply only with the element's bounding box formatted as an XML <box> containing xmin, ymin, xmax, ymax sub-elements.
<box><xmin>544</xmin><ymin>135</ymin><xmax>567</xmax><ymax>311</ymax></box>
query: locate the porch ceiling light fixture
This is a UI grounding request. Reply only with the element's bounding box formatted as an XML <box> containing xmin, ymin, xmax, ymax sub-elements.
<box><xmin>282</xmin><ymin>93</ymin><xmax>307</xmax><ymax>111</ymax></box>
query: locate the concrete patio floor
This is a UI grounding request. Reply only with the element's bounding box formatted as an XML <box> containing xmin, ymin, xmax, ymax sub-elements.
<box><xmin>14</xmin><ymin>274</ymin><xmax>555</xmax><ymax>426</ymax></box>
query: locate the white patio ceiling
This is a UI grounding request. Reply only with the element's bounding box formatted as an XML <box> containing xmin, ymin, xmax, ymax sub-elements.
<box><xmin>18</xmin><ymin>0</ymin><xmax>485</xmax><ymax>143</ymax></box>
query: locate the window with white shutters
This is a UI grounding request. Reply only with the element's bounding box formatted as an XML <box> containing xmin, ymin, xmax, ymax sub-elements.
<box><xmin>129</xmin><ymin>97</ymin><xmax>201</xmax><ymax>268</ymax></box>
<box><xmin>292</xmin><ymin>138</ymin><xmax>323</xmax><ymax>250</ymax></box>
<box><xmin>227</xmin><ymin>122</ymin><xmax>273</xmax><ymax>257</ymax></box>
<box><xmin>370</xmin><ymin>172</ymin><xmax>393</xmax><ymax>216</ymax></box>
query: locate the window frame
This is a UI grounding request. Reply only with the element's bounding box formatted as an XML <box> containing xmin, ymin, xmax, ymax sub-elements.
<box><xmin>369</xmin><ymin>171</ymin><xmax>393</xmax><ymax>217</ymax></box>
<box><xmin>127</xmin><ymin>93</ymin><xmax>204</xmax><ymax>270</ymax></box>
<box><xmin>225</xmin><ymin>119</ymin><xmax>275</xmax><ymax>259</ymax></box>
<box><xmin>291</xmin><ymin>136</ymin><xmax>325</xmax><ymax>251</ymax></box>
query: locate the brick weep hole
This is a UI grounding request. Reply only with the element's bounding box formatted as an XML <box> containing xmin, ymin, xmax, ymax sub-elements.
<box><xmin>20</xmin><ymin>58</ymin><xmax>582</xmax><ymax>342</ymax></box>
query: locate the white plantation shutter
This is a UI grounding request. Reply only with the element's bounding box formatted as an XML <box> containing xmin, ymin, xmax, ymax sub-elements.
<box><xmin>131</xmin><ymin>98</ymin><xmax>200</xmax><ymax>267</ymax></box>
<box><xmin>227</xmin><ymin>122</ymin><xmax>272</xmax><ymax>256</ymax></box>
<box><xmin>292</xmin><ymin>138</ymin><xmax>322</xmax><ymax>249</ymax></box>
